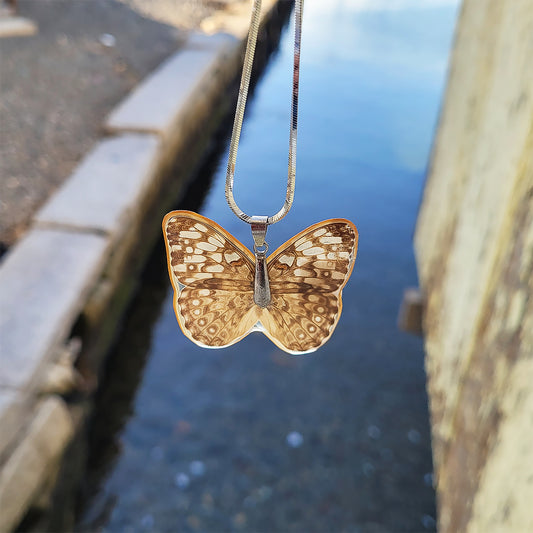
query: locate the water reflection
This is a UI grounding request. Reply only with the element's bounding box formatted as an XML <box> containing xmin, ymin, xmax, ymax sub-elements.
<box><xmin>79</xmin><ymin>0</ymin><xmax>458</xmax><ymax>531</ymax></box>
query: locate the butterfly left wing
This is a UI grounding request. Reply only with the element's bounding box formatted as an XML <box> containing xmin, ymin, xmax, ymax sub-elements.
<box><xmin>259</xmin><ymin>219</ymin><xmax>358</xmax><ymax>354</ymax></box>
<box><xmin>163</xmin><ymin>211</ymin><xmax>260</xmax><ymax>348</ymax></box>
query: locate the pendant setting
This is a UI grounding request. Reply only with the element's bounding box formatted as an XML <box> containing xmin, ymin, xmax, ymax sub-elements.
<box><xmin>163</xmin><ymin>210</ymin><xmax>358</xmax><ymax>355</ymax></box>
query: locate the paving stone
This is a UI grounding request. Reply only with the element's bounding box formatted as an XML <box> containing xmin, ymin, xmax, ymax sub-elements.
<box><xmin>0</xmin><ymin>228</ymin><xmax>109</xmax><ymax>390</ymax></box>
<box><xmin>105</xmin><ymin>33</ymin><xmax>238</xmax><ymax>135</ymax></box>
<box><xmin>35</xmin><ymin>134</ymin><xmax>160</xmax><ymax>234</ymax></box>
<box><xmin>0</xmin><ymin>396</ymin><xmax>73</xmax><ymax>533</ymax></box>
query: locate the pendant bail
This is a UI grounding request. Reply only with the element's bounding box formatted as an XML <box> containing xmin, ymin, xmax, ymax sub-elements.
<box><xmin>250</xmin><ymin>216</ymin><xmax>269</xmax><ymax>249</ymax></box>
<box><xmin>250</xmin><ymin>215</ymin><xmax>271</xmax><ymax>308</ymax></box>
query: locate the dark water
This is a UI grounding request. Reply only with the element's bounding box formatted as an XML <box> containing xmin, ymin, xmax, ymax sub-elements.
<box><xmin>79</xmin><ymin>2</ymin><xmax>459</xmax><ymax>532</ymax></box>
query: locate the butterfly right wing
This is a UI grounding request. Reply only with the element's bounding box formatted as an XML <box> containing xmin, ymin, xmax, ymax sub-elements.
<box><xmin>260</xmin><ymin>219</ymin><xmax>358</xmax><ymax>354</ymax></box>
<box><xmin>163</xmin><ymin>211</ymin><xmax>260</xmax><ymax>348</ymax></box>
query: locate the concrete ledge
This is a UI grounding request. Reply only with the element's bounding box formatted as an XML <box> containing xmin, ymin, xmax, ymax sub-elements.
<box><xmin>0</xmin><ymin>396</ymin><xmax>73</xmax><ymax>533</ymax></box>
<box><xmin>105</xmin><ymin>32</ymin><xmax>238</xmax><ymax>136</ymax></box>
<box><xmin>0</xmin><ymin>228</ymin><xmax>109</xmax><ymax>391</ymax></box>
<box><xmin>35</xmin><ymin>134</ymin><xmax>160</xmax><ymax>235</ymax></box>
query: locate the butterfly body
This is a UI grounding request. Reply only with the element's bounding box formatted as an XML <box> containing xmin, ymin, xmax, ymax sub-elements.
<box><xmin>163</xmin><ymin>211</ymin><xmax>358</xmax><ymax>355</ymax></box>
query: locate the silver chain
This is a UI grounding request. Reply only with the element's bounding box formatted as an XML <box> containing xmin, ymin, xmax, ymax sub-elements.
<box><xmin>225</xmin><ymin>0</ymin><xmax>303</xmax><ymax>226</ymax></box>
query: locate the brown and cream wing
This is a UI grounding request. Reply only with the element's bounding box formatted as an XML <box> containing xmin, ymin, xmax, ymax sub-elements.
<box><xmin>162</xmin><ymin>210</ymin><xmax>257</xmax><ymax>348</ymax></box>
<box><xmin>259</xmin><ymin>291</ymin><xmax>341</xmax><ymax>354</ymax></box>
<box><xmin>163</xmin><ymin>210</ymin><xmax>255</xmax><ymax>289</ymax></box>
<box><xmin>177</xmin><ymin>286</ymin><xmax>259</xmax><ymax>348</ymax></box>
<box><xmin>267</xmin><ymin>219</ymin><xmax>358</xmax><ymax>293</ymax></box>
<box><xmin>262</xmin><ymin>219</ymin><xmax>358</xmax><ymax>354</ymax></box>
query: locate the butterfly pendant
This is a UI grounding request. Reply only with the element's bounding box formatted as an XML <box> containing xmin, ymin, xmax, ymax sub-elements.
<box><xmin>162</xmin><ymin>211</ymin><xmax>358</xmax><ymax>355</ymax></box>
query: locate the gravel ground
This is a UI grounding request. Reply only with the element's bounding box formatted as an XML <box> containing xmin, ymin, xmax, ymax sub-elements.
<box><xmin>0</xmin><ymin>0</ymin><xmax>243</xmax><ymax>250</ymax></box>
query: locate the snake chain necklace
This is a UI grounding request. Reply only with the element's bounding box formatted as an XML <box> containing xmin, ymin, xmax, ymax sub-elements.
<box><xmin>162</xmin><ymin>0</ymin><xmax>358</xmax><ymax>354</ymax></box>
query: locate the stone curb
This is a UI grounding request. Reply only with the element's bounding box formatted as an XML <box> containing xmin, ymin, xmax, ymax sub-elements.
<box><xmin>0</xmin><ymin>1</ymin><xmax>285</xmax><ymax>530</ymax></box>
<box><xmin>105</xmin><ymin>32</ymin><xmax>238</xmax><ymax>135</ymax></box>
<box><xmin>0</xmin><ymin>396</ymin><xmax>73</xmax><ymax>533</ymax></box>
<box><xmin>36</xmin><ymin>134</ymin><xmax>160</xmax><ymax>234</ymax></box>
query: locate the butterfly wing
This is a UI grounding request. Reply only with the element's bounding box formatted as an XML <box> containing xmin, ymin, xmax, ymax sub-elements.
<box><xmin>260</xmin><ymin>219</ymin><xmax>358</xmax><ymax>355</ymax></box>
<box><xmin>163</xmin><ymin>211</ymin><xmax>260</xmax><ymax>348</ymax></box>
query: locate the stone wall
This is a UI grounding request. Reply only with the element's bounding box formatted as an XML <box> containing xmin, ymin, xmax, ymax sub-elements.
<box><xmin>414</xmin><ymin>0</ymin><xmax>533</xmax><ymax>531</ymax></box>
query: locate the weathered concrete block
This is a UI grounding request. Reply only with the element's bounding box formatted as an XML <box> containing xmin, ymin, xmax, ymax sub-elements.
<box><xmin>105</xmin><ymin>33</ymin><xmax>238</xmax><ymax>135</ymax></box>
<box><xmin>200</xmin><ymin>0</ymin><xmax>279</xmax><ymax>38</ymax></box>
<box><xmin>0</xmin><ymin>228</ymin><xmax>109</xmax><ymax>391</ymax></box>
<box><xmin>0</xmin><ymin>396</ymin><xmax>73</xmax><ymax>533</ymax></box>
<box><xmin>397</xmin><ymin>287</ymin><xmax>424</xmax><ymax>335</ymax></box>
<box><xmin>413</xmin><ymin>0</ymin><xmax>533</xmax><ymax>531</ymax></box>
<box><xmin>35</xmin><ymin>134</ymin><xmax>160</xmax><ymax>235</ymax></box>
<box><xmin>468</xmin><ymin>356</ymin><xmax>533</xmax><ymax>532</ymax></box>
<box><xmin>0</xmin><ymin>389</ymin><xmax>28</xmax><ymax>461</ymax></box>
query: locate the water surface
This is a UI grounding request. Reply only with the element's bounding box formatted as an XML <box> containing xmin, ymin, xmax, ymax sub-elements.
<box><xmin>80</xmin><ymin>1</ymin><xmax>459</xmax><ymax>531</ymax></box>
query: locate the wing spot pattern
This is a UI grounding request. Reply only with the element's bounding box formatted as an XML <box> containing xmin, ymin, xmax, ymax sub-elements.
<box><xmin>185</xmin><ymin>255</ymin><xmax>206</xmax><ymax>263</ymax></box>
<box><xmin>197</xmin><ymin>241</ymin><xmax>218</xmax><ymax>252</ymax></box>
<box><xmin>224</xmin><ymin>251</ymin><xmax>240</xmax><ymax>263</ymax></box>
<box><xmin>180</xmin><ymin>231</ymin><xmax>201</xmax><ymax>239</ymax></box>
<box><xmin>208</xmin><ymin>236</ymin><xmax>225</xmax><ymax>246</ymax></box>
<box><xmin>319</xmin><ymin>236</ymin><xmax>342</xmax><ymax>244</ymax></box>
<box><xmin>206</xmin><ymin>264</ymin><xmax>224</xmax><ymax>273</ymax></box>
<box><xmin>303</xmin><ymin>246</ymin><xmax>325</xmax><ymax>256</ymax></box>
<box><xmin>295</xmin><ymin>241</ymin><xmax>313</xmax><ymax>251</ymax></box>
<box><xmin>314</xmin><ymin>261</ymin><xmax>335</xmax><ymax>269</ymax></box>
<box><xmin>304</xmin><ymin>278</ymin><xmax>326</xmax><ymax>286</ymax></box>
<box><xmin>279</xmin><ymin>254</ymin><xmax>295</xmax><ymax>267</ymax></box>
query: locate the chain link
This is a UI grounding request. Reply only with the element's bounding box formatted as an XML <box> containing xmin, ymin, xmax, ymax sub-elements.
<box><xmin>225</xmin><ymin>0</ymin><xmax>303</xmax><ymax>226</ymax></box>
